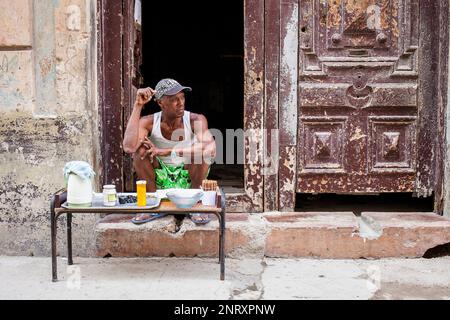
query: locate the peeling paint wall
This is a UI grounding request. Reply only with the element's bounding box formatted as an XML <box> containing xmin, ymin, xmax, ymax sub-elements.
<box><xmin>0</xmin><ymin>0</ymin><xmax>101</xmax><ymax>256</ymax></box>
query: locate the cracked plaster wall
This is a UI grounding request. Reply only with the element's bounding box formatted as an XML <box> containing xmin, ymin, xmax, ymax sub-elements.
<box><xmin>0</xmin><ymin>0</ymin><xmax>101</xmax><ymax>256</ymax></box>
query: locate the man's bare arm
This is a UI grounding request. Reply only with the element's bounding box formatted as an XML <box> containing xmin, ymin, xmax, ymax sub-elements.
<box><xmin>123</xmin><ymin>88</ymin><xmax>154</xmax><ymax>154</ymax></box>
<box><xmin>175</xmin><ymin>113</ymin><xmax>216</xmax><ymax>160</ymax></box>
<box><xmin>140</xmin><ymin>113</ymin><xmax>216</xmax><ymax>163</ymax></box>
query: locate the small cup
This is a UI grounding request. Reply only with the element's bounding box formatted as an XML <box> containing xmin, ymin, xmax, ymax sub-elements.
<box><xmin>202</xmin><ymin>190</ymin><xmax>217</xmax><ymax>206</ymax></box>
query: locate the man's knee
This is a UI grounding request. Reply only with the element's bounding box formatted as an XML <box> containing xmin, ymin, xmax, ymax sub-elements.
<box><xmin>186</xmin><ymin>163</ymin><xmax>209</xmax><ymax>177</ymax></box>
<box><xmin>132</xmin><ymin>150</ymin><xmax>144</xmax><ymax>168</ymax></box>
<box><xmin>132</xmin><ymin>147</ymin><xmax>150</xmax><ymax>169</ymax></box>
<box><xmin>132</xmin><ymin>147</ymin><xmax>160</xmax><ymax>171</ymax></box>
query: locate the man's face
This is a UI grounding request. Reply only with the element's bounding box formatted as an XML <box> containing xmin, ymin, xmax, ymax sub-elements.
<box><xmin>158</xmin><ymin>91</ymin><xmax>185</xmax><ymax>118</ymax></box>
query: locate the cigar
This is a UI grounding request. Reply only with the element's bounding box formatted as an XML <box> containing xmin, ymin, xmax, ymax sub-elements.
<box><xmin>202</xmin><ymin>179</ymin><xmax>217</xmax><ymax>191</ymax></box>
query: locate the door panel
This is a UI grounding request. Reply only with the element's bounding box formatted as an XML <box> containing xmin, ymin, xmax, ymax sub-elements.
<box><xmin>297</xmin><ymin>0</ymin><xmax>426</xmax><ymax>193</ymax></box>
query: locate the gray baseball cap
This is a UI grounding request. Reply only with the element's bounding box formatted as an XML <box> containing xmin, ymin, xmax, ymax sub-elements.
<box><xmin>154</xmin><ymin>78</ymin><xmax>192</xmax><ymax>100</ymax></box>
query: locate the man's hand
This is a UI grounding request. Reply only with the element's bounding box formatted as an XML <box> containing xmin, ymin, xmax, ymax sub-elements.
<box><xmin>135</xmin><ymin>87</ymin><xmax>155</xmax><ymax>106</ymax></box>
<box><xmin>139</xmin><ymin>137</ymin><xmax>161</xmax><ymax>163</ymax></box>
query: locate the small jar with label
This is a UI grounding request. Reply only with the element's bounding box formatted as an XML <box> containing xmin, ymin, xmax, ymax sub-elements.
<box><xmin>103</xmin><ymin>185</ymin><xmax>117</xmax><ymax>207</ymax></box>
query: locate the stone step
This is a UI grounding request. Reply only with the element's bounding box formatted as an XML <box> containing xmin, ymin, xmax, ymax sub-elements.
<box><xmin>94</xmin><ymin>212</ymin><xmax>450</xmax><ymax>259</ymax></box>
<box><xmin>264</xmin><ymin>212</ymin><xmax>361</xmax><ymax>258</ymax></box>
<box><xmin>357</xmin><ymin>212</ymin><xmax>450</xmax><ymax>258</ymax></box>
<box><xmin>264</xmin><ymin>212</ymin><xmax>450</xmax><ymax>258</ymax></box>
<box><xmin>94</xmin><ymin>213</ymin><xmax>267</xmax><ymax>258</ymax></box>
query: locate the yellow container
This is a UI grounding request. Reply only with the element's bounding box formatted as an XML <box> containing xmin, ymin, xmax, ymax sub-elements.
<box><xmin>136</xmin><ymin>180</ymin><xmax>147</xmax><ymax>207</ymax></box>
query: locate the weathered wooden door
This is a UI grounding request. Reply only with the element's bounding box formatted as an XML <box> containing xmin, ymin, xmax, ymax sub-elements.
<box><xmin>297</xmin><ymin>0</ymin><xmax>443</xmax><ymax>197</ymax></box>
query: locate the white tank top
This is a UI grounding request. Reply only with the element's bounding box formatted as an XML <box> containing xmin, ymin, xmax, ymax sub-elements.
<box><xmin>149</xmin><ymin>111</ymin><xmax>197</xmax><ymax>166</ymax></box>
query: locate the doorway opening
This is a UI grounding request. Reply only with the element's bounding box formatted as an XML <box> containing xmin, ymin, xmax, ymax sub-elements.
<box><xmin>139</xmin><ymin>0</ymin><xmax>245</xmax><ymax>192</ymax></box>
<box><xmin>295</xmin><ymin>193</ymin><xmax>434</xmax><ymax>216</ymax></box>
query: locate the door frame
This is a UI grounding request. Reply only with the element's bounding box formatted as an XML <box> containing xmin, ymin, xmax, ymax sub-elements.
<box><xmin>97</xmin><ymin>0</ymin><xmax>448</xmax><ymax>214</ymax></box>
<box><xmin>433</xmin><ymin>0</ymin><xmax>449</xmax><ymax>214</ymax></box>
<box><xmin>97</xmin><ymin>0</ymin><xmax>124</xmax><ymax>190</ymax></box>
<box><xmin>97</xmin><ymin>0</ymin><xmax>265</xmax><ymax>212</ymax></box>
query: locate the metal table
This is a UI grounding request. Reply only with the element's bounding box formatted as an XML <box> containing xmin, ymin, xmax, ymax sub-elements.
<box><xmin>50</xmin><ymin>188</ymin><xmax>226</xmax><ymax>282</ymax></box>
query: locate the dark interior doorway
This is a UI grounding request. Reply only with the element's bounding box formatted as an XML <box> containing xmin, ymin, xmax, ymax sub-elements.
<box><xmin>296</xmin><ymin>193</ymin><xmax>434</xmax><ymax>216</ymax></box>
<box><xmin>140</xmin><ymin>0</ymin><xmax>244</xmax><ymax>191</ymax></box>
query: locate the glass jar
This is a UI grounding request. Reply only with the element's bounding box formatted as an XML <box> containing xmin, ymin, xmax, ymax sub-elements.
<box><xmin>103</xmin><ymin>184</ymin><xmax>117</xmax><ymax>207</ymax></box>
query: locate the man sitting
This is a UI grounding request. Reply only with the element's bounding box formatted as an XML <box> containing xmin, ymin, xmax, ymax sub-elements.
<box><xmin>123</xmin><ymin>79</ymin><xmax>216</xmax><ymax>224</ymax></box>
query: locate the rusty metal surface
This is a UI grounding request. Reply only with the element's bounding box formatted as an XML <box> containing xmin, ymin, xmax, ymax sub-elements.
<box><xmin>296</xmin><ymin>0</ymin><xmax>438</xmax><ymax>195</ymax></box>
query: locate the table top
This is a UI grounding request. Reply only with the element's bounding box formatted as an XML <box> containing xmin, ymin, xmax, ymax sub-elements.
<box><xmin>55</xmin><ymin>193</ymin><xmax>223</xmax><ymax>214</ymax></box>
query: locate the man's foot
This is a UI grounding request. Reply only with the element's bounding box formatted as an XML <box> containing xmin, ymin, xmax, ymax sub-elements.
<box><xmin>189</xmin><ymin>213</ymin><xmax>211</xmax><ymax>225</ymax></box>
<box><xmin>131</xmin><ymin>213</ymin><xmax>167</xmax><ymax>225</ymax></box>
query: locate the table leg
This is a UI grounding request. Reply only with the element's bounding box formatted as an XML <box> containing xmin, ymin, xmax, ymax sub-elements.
<box><xmin>50</xmin><ymin>204</ymin><xmax>58</xmax><ymax>282</ymax></box>
<box><xmin>220</xmin><ymin>210</ymin><xmax>225</xmax><ymax>281</ymax></box>
<box><xmin>217</xmin><ymin>214</ymin><xmax>221</xmax><ymax>265</ymax></box>
<box><xmin>67</xmin><ymin>213</ymin><xmax>73</xmax><ymax>265</ymax></box>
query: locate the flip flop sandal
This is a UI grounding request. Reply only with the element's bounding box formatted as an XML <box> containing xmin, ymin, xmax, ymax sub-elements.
<box><xmin>189</xmin><ymin>213</ymin><xmax>211</xmax><ymax>225</ymax></box>
<box><xmin>131</xmin><ymin>213</ymin><xmax>167</xmax><ymax>225</ymax></box>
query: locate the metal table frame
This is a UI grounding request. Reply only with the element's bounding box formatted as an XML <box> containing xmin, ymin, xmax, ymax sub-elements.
<box><xmin>50</xmin><ymin>188</ymin><xmax>226</xmax><ymax>282</ymax></box>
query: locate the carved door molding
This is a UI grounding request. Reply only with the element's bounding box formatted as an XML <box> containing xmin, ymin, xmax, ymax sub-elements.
<box><xmin>295</xmin><ymin>0</ymin><xmax>448</xmax><ymax>207</ymax></box>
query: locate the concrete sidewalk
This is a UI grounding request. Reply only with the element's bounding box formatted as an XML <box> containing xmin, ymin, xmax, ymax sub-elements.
<box><xmin>0</xmin><ymin>256</ymin><xmax>449</xmax><ymax>300</ymax></box>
